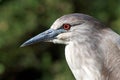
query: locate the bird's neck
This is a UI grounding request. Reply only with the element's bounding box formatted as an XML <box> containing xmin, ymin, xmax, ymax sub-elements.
<box><xmin>65</xmin><ymin>40</ymin><xmax>104</xmax><ymax>80</ymax></box>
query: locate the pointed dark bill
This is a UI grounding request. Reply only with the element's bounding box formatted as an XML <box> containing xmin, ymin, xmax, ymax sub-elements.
<box><xmin>20</xmin><ymin>29</ymin><xmax>65</xmax><ymax>47</ymax></box>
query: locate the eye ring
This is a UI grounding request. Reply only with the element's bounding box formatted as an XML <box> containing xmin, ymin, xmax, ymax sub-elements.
<box><xmin>63</xmin><ymin>24</ymin><xmax>71</xmax><ymax>30</ymax></box>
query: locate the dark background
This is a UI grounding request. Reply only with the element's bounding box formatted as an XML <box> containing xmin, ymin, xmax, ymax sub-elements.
<box><xmin>0</xmin><ymin>0</ymin><xmax>120</xmax><ymax>80</ymax></box>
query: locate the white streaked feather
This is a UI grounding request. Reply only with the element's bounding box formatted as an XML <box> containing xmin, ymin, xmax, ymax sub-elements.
<box><xmin>65</xmin><ymin>41</ymin><xmax>103</xmax><ymax>80</ymax></box>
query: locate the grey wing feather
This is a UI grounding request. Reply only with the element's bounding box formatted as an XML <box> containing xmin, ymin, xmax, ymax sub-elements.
<box><xmin>101</xmin><ymin>28</ymin><xmax>120</xmax><ymax>80</ymax></box>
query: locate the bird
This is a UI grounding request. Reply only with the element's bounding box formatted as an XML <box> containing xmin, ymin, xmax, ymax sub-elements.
<box><xmin>21</xmin><ymin>13</ymin><xmax>120</xmax><ymax>80</ymax></box>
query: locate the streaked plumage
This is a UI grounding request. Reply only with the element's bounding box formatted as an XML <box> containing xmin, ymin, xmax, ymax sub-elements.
<box><xmin>21</xmin><ymin>13</ymin><xmax>120</xmax><ymax>80</ymax></box>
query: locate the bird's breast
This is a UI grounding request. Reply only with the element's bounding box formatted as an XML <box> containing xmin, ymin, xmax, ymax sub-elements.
<box><xmin>65</xmin><ymin>42</ymin><xmax>103</xmax><ymax>80</ymax></box>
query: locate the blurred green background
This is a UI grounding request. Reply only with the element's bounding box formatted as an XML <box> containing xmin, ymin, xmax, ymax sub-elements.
<box><xmin>0</xmin><ymin>0</ymin><xmax>120</xmax><ymax>80</ymax></box>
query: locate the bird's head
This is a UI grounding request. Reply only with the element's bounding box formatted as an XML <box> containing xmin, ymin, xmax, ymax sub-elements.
<box><xmin>21</xmin><ymin>13</ymin><xmax>105</xmax><ymax>47</ymax></box>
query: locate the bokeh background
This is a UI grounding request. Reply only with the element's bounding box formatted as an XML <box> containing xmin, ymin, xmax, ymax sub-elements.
<box><xmin>0</xmin><ymin>0</ymin><xmax>120</xmax><ymax>80</ymax></box>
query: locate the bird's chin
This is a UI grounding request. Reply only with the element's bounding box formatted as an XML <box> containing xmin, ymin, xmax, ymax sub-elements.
<box><xmin>49</xmin><ymin>39</ymin><xmax>68</xmax><ymax>45</ymax></box>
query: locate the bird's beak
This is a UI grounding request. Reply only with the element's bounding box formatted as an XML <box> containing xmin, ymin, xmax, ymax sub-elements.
<box><xmin>20</xmin><ymin>29</ymin><xmax>65</xmax><ymax>47</ymax></box>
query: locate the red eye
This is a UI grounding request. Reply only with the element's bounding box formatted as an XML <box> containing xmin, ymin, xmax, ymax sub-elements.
<box><xmin>63</xmin><ymin>24</ymin><xmax>71</xmax><ymax>30</ymax></box>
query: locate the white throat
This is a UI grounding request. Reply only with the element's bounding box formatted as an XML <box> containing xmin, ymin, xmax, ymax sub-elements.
<box><xmin>65</xmin><ymin>41</ymin><xmax>103</xmax><ymax>80</ymax></box>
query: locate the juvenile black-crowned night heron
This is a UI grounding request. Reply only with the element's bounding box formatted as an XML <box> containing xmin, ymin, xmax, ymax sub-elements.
<box><xmin>21</xmin><ymin>13</ymin><xmax>120</xmax><ymax>80</ymax></box>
